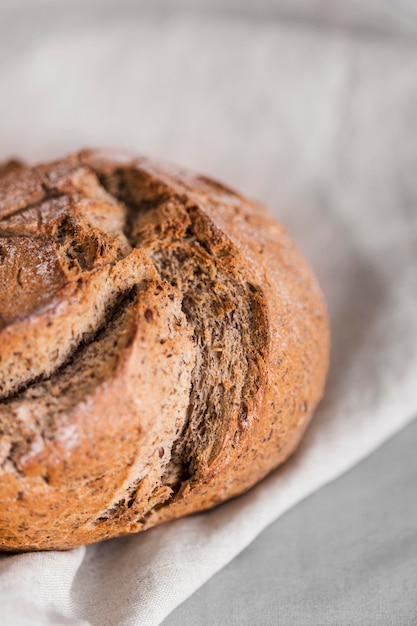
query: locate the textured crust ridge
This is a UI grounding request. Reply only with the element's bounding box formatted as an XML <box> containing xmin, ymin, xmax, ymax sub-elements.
<box><xmin>0</xmin><ymin>150</ymin><xmax>329</xmax><ymax>551</ymax></box>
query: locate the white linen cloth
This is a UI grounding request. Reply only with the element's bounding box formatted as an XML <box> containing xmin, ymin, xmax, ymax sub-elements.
<box><xmin>0</xmin><ymin>2</ymin><xmax>417</xmax><ymax>624</ymax></box>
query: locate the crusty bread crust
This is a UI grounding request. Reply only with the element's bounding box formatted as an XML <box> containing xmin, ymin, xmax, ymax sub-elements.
<box><xmin>0</xmin><ymin>150</ymin><xmax>329</xmax><ymax>550</ymax></box>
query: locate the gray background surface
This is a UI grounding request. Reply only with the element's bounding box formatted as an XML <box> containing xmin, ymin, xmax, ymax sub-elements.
<box><xmin>163</xmin><ymin>417</ymin><xmax>417</xmax><ymax>625</ymax></box>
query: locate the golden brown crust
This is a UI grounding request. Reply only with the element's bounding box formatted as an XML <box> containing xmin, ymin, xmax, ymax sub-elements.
<box><xmin>0</xmin><ymin>150</ymin><xmax>329</xmax><ymax>551</ymax></box>
<box><xmin>0</xmin><ymin>159</ymin><xmax>24</xmax><ymax>179</ymax></box>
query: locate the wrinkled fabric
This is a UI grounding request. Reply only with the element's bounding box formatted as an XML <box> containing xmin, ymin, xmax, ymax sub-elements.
<box><xmin>163</xmin><ymin>418</ymin><xmax>417</xmax><ymax>625</ymax></box>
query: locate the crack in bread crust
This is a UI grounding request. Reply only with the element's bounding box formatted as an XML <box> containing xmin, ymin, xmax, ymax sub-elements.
<box><xmin>93</xmin><ymin>163</ymin><xmax>268</xmax><ymax>498</ymax></box>
<box><xmin>151</xmin><ymin>242</ymin><xmax>266</xmax><ymax>488</ymax></box>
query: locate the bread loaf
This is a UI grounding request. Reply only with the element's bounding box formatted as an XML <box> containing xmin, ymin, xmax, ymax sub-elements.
<box><xmin>0</xmin><ymin>150</ymin><xmax>329</xmax><ymax>551</ymax></box>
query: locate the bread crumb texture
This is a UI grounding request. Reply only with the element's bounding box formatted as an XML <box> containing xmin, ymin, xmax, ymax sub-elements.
<box><xmin>0</xmin><ymin>151</ymin><xmax>329</xmax><ymax>550</ymax></box>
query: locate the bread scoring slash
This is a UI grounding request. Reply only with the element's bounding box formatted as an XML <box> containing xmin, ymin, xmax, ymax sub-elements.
<box><xmin>0</xmin><ymin>150</ymin><xmax>329</xmax><ymax>551</ymax></box>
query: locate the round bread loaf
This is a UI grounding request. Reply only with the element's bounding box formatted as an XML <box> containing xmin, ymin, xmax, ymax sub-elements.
<box><xmin>0</xmin><ymin>150</ymin><xmax>329</xmax><ymax>551</ymax></box>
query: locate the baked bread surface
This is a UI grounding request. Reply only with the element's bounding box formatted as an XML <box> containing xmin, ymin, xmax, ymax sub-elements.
<box><xmin>0</xmin><ymin>150</ymin><xmax>329</xmax><ymax>550</ymax></box>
